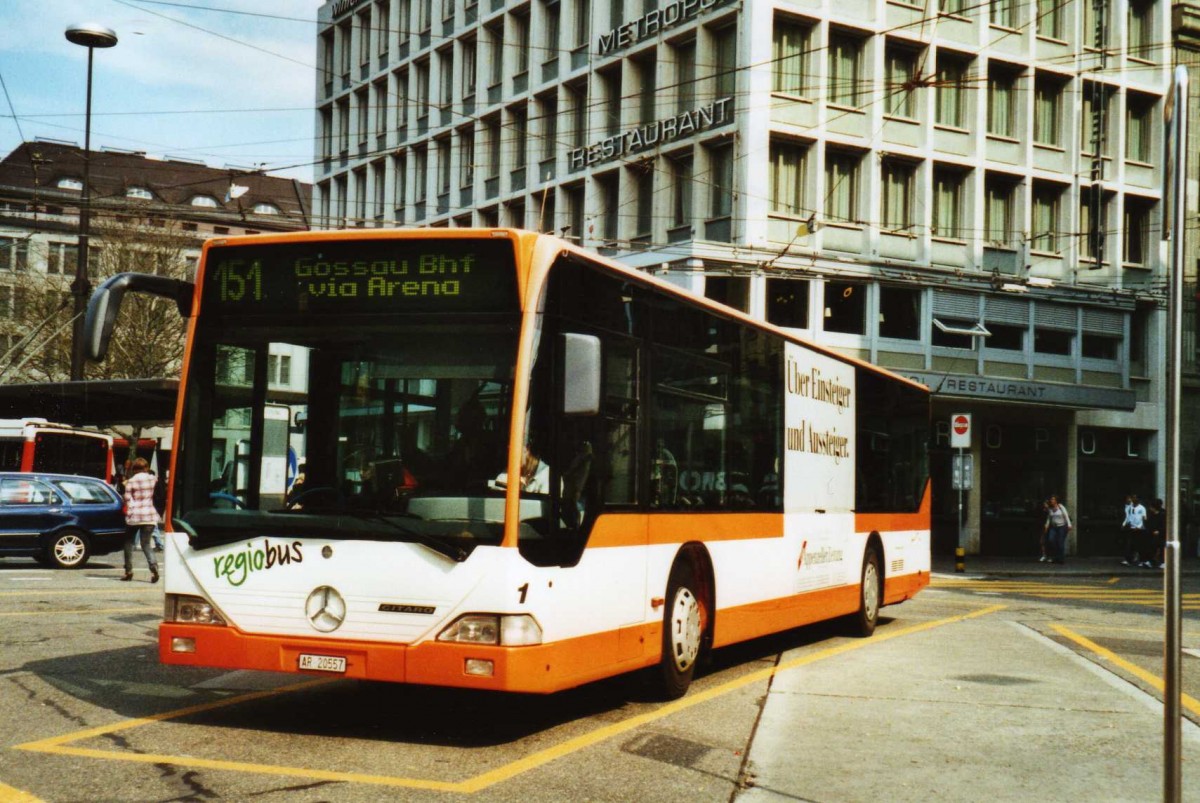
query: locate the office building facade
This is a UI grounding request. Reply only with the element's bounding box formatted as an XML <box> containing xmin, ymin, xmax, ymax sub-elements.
<box><xmin>315</xmin><ymin>0</ymin><xmax>1175</xmax><ymax>556</ymax></box>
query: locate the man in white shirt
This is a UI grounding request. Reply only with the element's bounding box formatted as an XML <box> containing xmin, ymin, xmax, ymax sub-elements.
<box><xmin>1120</xmin><ymin>494</ymin><xmax>1148</xmax><ymax>567</ymax></box>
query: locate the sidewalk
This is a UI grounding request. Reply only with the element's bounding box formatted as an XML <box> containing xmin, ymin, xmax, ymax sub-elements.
<box><xmin>932</xmin><ymin>552</ymin><xmax>1200</xmax><ymax>578</ymax></box>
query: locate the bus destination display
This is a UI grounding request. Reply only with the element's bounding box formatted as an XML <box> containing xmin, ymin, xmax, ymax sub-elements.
<box><xmin>203</xmin><ymin>238</ymin><xmax>518</xmax><ymax>315</ymax></box>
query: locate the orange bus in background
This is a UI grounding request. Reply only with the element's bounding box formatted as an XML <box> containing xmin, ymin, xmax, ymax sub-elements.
<box><xmin>0</xmin><ymin>418</ymin><xmax>114</xmax><ymax>482</ymax></box>
<box><xmin>85</xmin><ymin>229</ymin><xmax>930</xmax><ymax>698</ymax></box>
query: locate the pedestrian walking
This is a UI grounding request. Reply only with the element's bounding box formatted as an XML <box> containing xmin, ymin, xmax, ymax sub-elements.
<box><xmin>1120</xmin><ymin>494</ymin><xmax>1147</xmax><ymax>566</ymax></box>
<box><xmin>121</xmin><ymin>458</ymin><xmax>159</xmax><ymax>583</ymax></box>
<box><xmin>1038</xmin><ymin>498</ymin><xmax>1051</xmax><ymax>562</ymax></box>
<box><xmin>1144</xmin><ymin>498</ymin><xmax>1166</xmax><ymax>569</ymax></box>
<box><xmin>1043</xmin><ymin>495</ymin><xmax>1072</xmax><ymax>564</ymax></box>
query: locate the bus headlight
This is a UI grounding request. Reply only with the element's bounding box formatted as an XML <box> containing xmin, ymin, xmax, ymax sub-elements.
<box><xmin>165</xmin><ymin>594</ymin><xmax>226</xmax><ymax>626</ymax></box>
<box><xmin>437</xmin><ymin>614</ymin><xmax>542</xmax><ymax>646</ymax></box>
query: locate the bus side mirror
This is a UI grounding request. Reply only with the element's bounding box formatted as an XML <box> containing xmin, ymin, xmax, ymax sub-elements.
<box><xmin>85</xmin><ymin>272</ymin><xmax>194</xmax><ymax>361</ymax></box>
<box><xmin>561</xmin><ymin>333</ymin><xmax>601</xmax><ymax>416</ymax></box>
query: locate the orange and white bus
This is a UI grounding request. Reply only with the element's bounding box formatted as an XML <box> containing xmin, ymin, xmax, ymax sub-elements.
<box><xmin>85</xmin><ymin>229</ymin><xmax>930</xmax><ymax>698</ymax></box>
<box><xmin>0</xmin><ymin>418</ymin><xmax>114</xmax><ymax>482</ymax></box>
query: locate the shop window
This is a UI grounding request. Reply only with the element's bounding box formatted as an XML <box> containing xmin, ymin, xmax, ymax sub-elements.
<box><xmin>823</xmin><ymin>280</ymin><xmax>865</xmax><ymax>334</ymax></box>
<box><xmin>879</xmin><ymin>286</ymin><xmax>920</xmax><ymax>340</ymax></box>
<box><xmin>766</xmin><ymin>278</ymin><xmax>809</xmax><ymax>329</ymax></box>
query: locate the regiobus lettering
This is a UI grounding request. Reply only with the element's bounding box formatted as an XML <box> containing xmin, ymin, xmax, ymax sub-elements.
<box><xmin>84</xmin><ymin>228</ymin><xmax>930</xmax><ymax>699</ymax></box>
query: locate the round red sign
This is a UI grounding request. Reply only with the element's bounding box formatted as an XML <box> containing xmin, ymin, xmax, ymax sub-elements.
<box><xmin>952</xmin><ymin>415</ymin><xmax>969</xmax><ymax>435</ymax></box>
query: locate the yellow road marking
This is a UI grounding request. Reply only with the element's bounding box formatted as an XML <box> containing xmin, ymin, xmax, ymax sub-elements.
<box><xmin>14</xmin><ymin>604</ymin><xmax>1006</xmax><ymax>793</ymax></box>
<box><xmin>1051</xmin><ymin>624</ymin><xmax>1200</xmax><ymax>718</ymax></box>
<box><xmin>1107</xmin><ymin>577</ymin><xmax>1121</xmax><ymax>585</ymax></box>
<box><xmin>0</xmin><ymin>607</ymin><xmax>158</xmax><ymax>618</ymax></box>
<box><xmin>0</xmin><ymin>781</ymin><xmax>42</xmax><ymax>802</ymax></box>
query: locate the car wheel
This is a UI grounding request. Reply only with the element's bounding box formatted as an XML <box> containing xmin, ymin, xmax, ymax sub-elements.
<box><xmin>852</xmin><ymin>546</ymin><xmax>882</xmax><ymax>637</ymax></box>
<box><xmin>46</xmin><ymin>530</ymin><xmax>90</xmax><ymax>569</ymax></box>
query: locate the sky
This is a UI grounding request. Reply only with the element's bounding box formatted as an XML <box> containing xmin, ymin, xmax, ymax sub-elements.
<box><xmin>0</xmin><ymin>0</ymin><xmax>323</xmax><ymax>183</ymax></box>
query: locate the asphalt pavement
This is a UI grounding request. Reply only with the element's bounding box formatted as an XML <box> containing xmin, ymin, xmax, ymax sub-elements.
<box><xmin>933</xmin><ymin>552</ymin><xmax>1200</xmax><ymax>578</ymax></box>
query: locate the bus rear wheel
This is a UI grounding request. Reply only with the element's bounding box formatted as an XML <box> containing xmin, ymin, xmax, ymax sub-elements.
<box><xmin>658</xmin><ymin>562</ymin><xmax>706</xmax><ymax>699</ymax></box>
<box><xmin>46</xmin><ymin>530</ymin><xmax>90</xmax><ymax>570</ymax></box>
<box><xmin>852</xmin><ymin>546</ymin><xmax>881</xmax><ymax>637</ymax></box>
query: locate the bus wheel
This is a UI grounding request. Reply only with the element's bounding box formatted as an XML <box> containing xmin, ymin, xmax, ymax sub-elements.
<box><xmin>46</xmin><ymin>530</ymin><xmax>90</xmax><ymax>570</ymax></box>
<box><xmin>658</xmin><ymin>562</ymin><xmax>705</xmax><ymax>699</ymax></box>
<box><xmin>853</xmin><ymin>546</ymin><xmax>881</xmax><ymax>637</ymax></box>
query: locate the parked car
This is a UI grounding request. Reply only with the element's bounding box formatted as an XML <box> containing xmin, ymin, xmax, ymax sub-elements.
<box><xmin>0</xmin><ymin>472</ymin><xmax>126</xmax><ymax>568</ymax></box>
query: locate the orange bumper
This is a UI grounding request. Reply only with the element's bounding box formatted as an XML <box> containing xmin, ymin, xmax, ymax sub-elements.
<box><xmin>160</xmin><ymin>622</ymin><xmax>657</xmax><ymax>694</ymax></box>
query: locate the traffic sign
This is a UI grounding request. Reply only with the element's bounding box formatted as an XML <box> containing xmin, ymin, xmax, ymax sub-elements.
<box><xmin>950</xmin><ymin>413</ymin><xmax>971</xmax><ymax>448</ymax></box>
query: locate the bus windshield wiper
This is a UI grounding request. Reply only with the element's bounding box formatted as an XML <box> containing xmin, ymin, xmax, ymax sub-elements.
<box><xmin>341</xmin><ymin>508</ymin><xmax>469</xmax><ymax>562</ymax></box>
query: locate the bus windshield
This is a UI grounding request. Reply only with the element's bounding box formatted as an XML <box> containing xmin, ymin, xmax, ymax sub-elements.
<box><xmin>176</xmin><ymin>317</ymin><xmax>518</xmax><ymax>554</ymax></box>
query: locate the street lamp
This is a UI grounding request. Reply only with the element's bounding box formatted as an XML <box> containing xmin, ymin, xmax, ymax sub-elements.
<box><xmin>64</xmin><ymin>23</ymin><xmax>118</xmax><ymax>381</ymax></box>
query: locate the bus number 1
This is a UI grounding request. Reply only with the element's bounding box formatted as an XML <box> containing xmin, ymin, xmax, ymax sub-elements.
<box><xmin>517</xmin><ymin>583</ymin><xmax>529</xmax><ymax>604</ymax></box>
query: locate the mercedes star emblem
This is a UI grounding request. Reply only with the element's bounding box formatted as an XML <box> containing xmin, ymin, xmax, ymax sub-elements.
<box><xmin>304</xmin><ymin>585</ymin><xmax>346</xmax><ymax>632</ymax></box>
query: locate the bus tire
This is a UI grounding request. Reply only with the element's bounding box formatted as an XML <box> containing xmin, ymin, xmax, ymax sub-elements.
<box><xmin>658</xmin><ymin>561</ymin><xmax>705</xmax><ymax>700</ymax></box>
<box><xmin>46</xmin><ymin>529</ymin><xmax>90</xmax><ymax>570</ymax></box>
<box><xmin>852</xmin><ymin>546</ymin><xmax>882</xmax><ymax>637</ymax></box>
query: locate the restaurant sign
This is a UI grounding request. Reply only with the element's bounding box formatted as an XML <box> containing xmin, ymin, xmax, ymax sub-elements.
<box><xmin>568</xmin><ymin>97</ymin><xmax>733</xmax><ymax>171</ymax></box>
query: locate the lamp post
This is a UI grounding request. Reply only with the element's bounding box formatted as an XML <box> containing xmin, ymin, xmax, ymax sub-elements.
<box><xmin>64</xmin><ymin>23</ymin><xmax>117</xmax><ymax>382</ymax></box>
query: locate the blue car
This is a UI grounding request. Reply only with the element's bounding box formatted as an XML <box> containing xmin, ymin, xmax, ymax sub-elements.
<box><xmin>0</xmin><ymin>472</ymin><xmax>127</xmax><ymax>569</ymax></box>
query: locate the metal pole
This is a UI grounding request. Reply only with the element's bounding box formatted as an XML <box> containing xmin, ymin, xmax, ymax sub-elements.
<box><xmin>1163</xmin><ymin>64</ymin><xmax>1187</xmax><ymax>803</ymax></box>
<box><xmin>69</xmin><ymin>46</ymin><xmax>94</xmax><ymax>382</ymax></box>
<box><xmin>956</xmin><ymin>448</ymin><xmax>965</xmax><ymax>573</ymax></box>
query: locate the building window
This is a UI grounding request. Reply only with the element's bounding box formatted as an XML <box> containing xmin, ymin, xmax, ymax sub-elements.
<box><xmin>375</xmin><ymin>81</ymin><xmax>389</xmax><ymax>138</ymax></box>
<box><xmin>881</xmin><ymin>159</ymin><xmax>916</xmax><ymax>232</ymax></box>
<box><xmin>824</xmin><ymin>149</ymin><xmax>861</xmax><ymax>224</ymax></box>
<box><xmin>932</xmin><ymin>318</ymin><xmax>978</xmax><ymax>350</ymax></box>
<box><xmin>990</xmin><ymin>0</ymin><xmax>1016</xmax><ymax>28</ymax></box>
<box><xmin>708</xmin><ymin>143</ymin><xmax>733</xmax><ymax>220</ymax></box>
<box><xmin>268</xmin><ymin>354</ymin><xmax>292</xmax><ymax>386</ymax></box>
<box><xmin>376</xmin><ymin>1</ymin><xmax>389</xmax><ymax>59</ymax></box>
<box><xmin>773</xmin><ymin>17</ymin><xmax>811</xmax><ymax>96</ymax></box>
<box><xmin>940</xmin><ymin>0</ymin><xmax>966</xmax><ymax>13</ymax></box>
<box><xmin>393</xmin><ymin>152</ymin><xmax>408</xmax><ymax>212</ymax></box>
<box><xmin>634</xmin><ymin>166</ymin><xmax>653</xmax><ymax>237</ymax></box>
<box><xmin>933</xmin><ymin>166</ymin><xmax>966</xmax><ymax>239</ymax></box>
<box><xmin>1036</xmin><ymin>0</ymin><xmax>1062</xmax><ymax>38</ymax></box>
<box><xmin>602</xmin><ymin>68</ymin><xmax>622</xmax><ymax>137</ymax></box>
<box><xmin>766</xmin><ymin>278</ymin><xmax>809</xmax><ymax>328</ymax></box>
<box><xmin>1128</xmin><ymin>0</ymin><xmax>1154</xmax><ymax>61</ymax></box>
<box><xmin>1031</xmin><ymin>182</ymin><xmax>1063</xmax><ymax>253</ymax></box>
<box><xmin>568</xmin><ymin>81</ymin><xmax>587</xmax><ymax>150</ymax></box>
<box><xmin>357</xmin><ymin>11</ymin><xmax>371</xmax><ymax>68</ymax></box>
<box><xmin>57</xmin><ymin>177</ymin><xmax>83</xmax><ymax>192</ymax></box>
<box><xmin>511</xmin><ymin>106</ymin><xmax>528</xmax><ymax>170</ymax></box>
<box><xmin>253</xmin><ymin>202</ymin><xmax>281</xmax><ymax>216</ymax></box>
<box><xmin>769</xmin><ymin>139</ymin><xmax>807</xmax><ymax>217</ymax></box>
<box><xmin>46</xmin><ymin>241</ymin><xmax>77</xmax><ymax>275</ymax></box>
<box><xmin>675</xmin><ymin>39</ymin><xmax>696</xmax><ymax>113</ymax></box>
<box><xmin>633</xmin><ymin>53</ymin><xmax>656</xmax><ymax>126</ymax></box>
<box><xmin>985</xmin><ymin>175</ymin><xmax>1017</xmax><ymax>246</ymax></box>
<box><xmin>1124</xmin><ymin>198</ymin><xmax>1153</xmax><ymax>265</ymax></box>
<box><xmin>1082</xmin><ymin>333</ymin><xmax>1119</xmax><ymax>360</ymax></box>
<box><xmin>671</xmin><ymin>153</ymin><xmax>693</xmax><ymax>229</ymax></box>
<box><xmin>879</xmin><ymin>286</ymin><xmax>921</xmax><ymax>340</ymax></box>
<box><xmin>415</xmin><ymin>60</ymin><xmax>430</xmax><ymax>123</ymax></box>
<box><xmin>1082</xmin><ymin>83</ymin><xmax>1112</xmax><ymax>156</ymax></box>
<box><xmin>190</xmin><ymin>195</ymin><xmax>220</xmax><ymax>208</ymax></box>
<box><xmin>987</xmin><ymin>64</ymin><xmax>1018</xmax><ymax>138</ymax></box>
<box><xmin>1126</xmin><ymin>93</ymin><xmax>1155</xmax><ymax>162</ymax></box>
<box><xmin>414</xmin><ymin>146</ymin><xmax>428</xmax><ymax>204</ymax></box>
<box><xmin>462</xmin><ymin>39</ymin><xmax>477</xmax><ymax>98</ymax></box>
<box><xmin>356</xmin><ymin>88</ymin><xmax>369</xmax><ymax>144</ymax></box>
<box><xmin>513</xmin><ymin>13</ymin><xmax>530</xmax><ymax>76</ymax></box>
<box><xmin>126</xmin><ymin>186</ymin><xmax>154</xmax><ymax>200</ymax></box>
<box><xmin>540</xmin><ymin>95</ymin><xmax>557</xmax><ymax>162</ymax></box>
<box><xmin>574</xmin><ymin>0</ymin><xmax>590</xmax><ymax>49</ymax></box>
<box><xmin>486</xmin><ymin>117</ymin><xmax>501</xmax><ymax>179</ymax></box>
<box><xmin>566</xmin><ymin>183</ymin><xmax>584</xmax><ymax>242</ymax></box>
<box><xmin>395</xmin><ymin>70</ymin><xmax>408</xmax><ymax>132</ymax></box>
<box><xmin>438</xmin><ymin>49</ymin><xmax>453</xmax><ymax>110</ymax></box>
<box><xmin>935</xmin><ymin>52</ymin><xmax>969</xmax><ymax>128</ymax></box>
<box><xmin>460</xmin><ymin>130</ymin><xmax>475</xmax><ymax>188</ymax></box>
<box><xmin>705</xmin><ymin>276</ymin><xmax>749</xmax><ymax>312</ymax></box>
<box><xmin>1079</xmin><ymin>190</ymin><xmax>1108</xmax><ymax>261</ymax></box>
<box><xmin>544</xmin><ymin>2</ymin><xmax>560</xmax><ymax>60</ymax></box>
<box><xmin>713</xmin><ymin>25</ymin><xmax>737</xmax><ymax>99</ymax></box>
<box><xmin>438</xmin><ymin>138</ymin><xmax>452</xmax><ymax>195</ymax></box>
<box><xmin>337</xmin><ymin>98</ymin><xmax>350</xmax><ymax>152</ymax></box>
<box><xmin>885</xmin><ymin>44</ymin><xmax>919</xmax><ymax>118</ymax></box>
<box><xmin>598</xmin><ymin>171</ymin><xmax>619</xmax><ymax>242</ymax></box>
<box><xmin>827</xmin><ymin>32</ymin><xmax>862</xmax><ymax>108</ymax></box>
<box><xmin>823</xmin><ymin>280</ymin><xmax>866</xmax><ymax>335</ymax></box>
<box><xmin>1034</xmin><ymin>328</ymin><xmax>1072</xmax><ymax>355</ymax></box>
<box><xmin>1033</xmin><ymin>74</ymin><xmax>1062</xmax><ymax>146</ymax></box>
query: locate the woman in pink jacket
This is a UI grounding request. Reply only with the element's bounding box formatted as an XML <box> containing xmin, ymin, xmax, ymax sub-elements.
<box><xmin>121</xmin><ymin>458</ymin><xmax>159</xmax><ymax>582</ymax></box>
